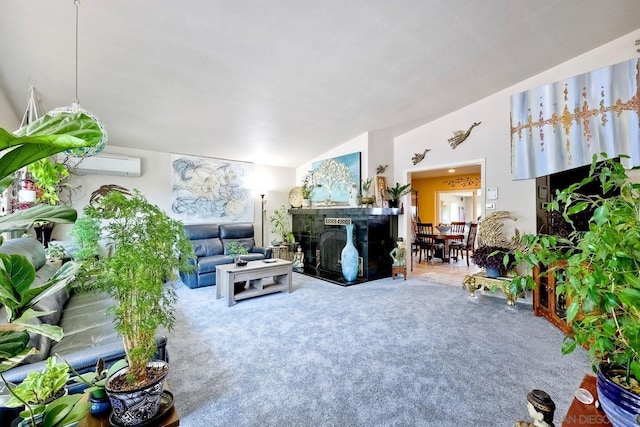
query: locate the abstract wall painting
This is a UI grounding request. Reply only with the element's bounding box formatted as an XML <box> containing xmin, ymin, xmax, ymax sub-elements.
<box><xmin>511</xmin><ymin>58</ymin><xmax>640</xmax><ymax>180</ymax></box>
<box><xmin>311</xmin><ymin>152</ymin><xmax>361</xmax><ymax>206</ymax></box>
<box><xmin>170</xmin><ymin>153</ymin><xmax>254</xmax><ymax>223</ymax></box>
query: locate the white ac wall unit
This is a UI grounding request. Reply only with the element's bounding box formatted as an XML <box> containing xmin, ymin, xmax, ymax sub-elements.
<box><xmin>61</xmin><ymin>153</ymin><xmax>142</xmax><ymax>177</ymax></box>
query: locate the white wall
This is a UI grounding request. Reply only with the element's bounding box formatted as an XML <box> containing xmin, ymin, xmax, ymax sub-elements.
<box><xmin>55</xmin><ymin>145</ymin><xmax>294</xmax><ymax>246</ymax></box>
<box><xmin>394</xmin><ymin>28</ymin><xmax>640</xmax><ymax>241</ymax></box>
<box><xmin>0</xmin><ymin>87</ymin><xmax>19</xmax><ymax>131</ymax></box>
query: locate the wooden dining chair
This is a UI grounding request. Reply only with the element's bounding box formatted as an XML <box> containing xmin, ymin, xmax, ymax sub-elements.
<box><xmin>449</xmin><ymin>222</ymin><xmax>478</xmax><ymax>265</ymax></box>
<box><xmin>416</xmin><ymin>223</ymin><xmax>444</xmax><ymax>262</ymax></box>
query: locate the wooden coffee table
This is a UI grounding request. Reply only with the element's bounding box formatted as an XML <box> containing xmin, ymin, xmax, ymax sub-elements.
<box><xmin>216</xmin><ymin>259</ymin><xmax>293</xmax><ymax>306</ymax></box>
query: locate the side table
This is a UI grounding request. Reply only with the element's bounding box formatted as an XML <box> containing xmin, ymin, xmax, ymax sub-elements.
<box><xmin>561</xmin><ymin>374</ymin><xmax>611</xmax><ymax>427</ymax></box>
<box><xmin>268</xmin><ymin>245</ymin><xmax>291</xmax><ymax>261</ymax></box>
<box><xmin>462</xmin><ymin>271</ymin><xmax>518</xmax><ymax>305</ymax></box>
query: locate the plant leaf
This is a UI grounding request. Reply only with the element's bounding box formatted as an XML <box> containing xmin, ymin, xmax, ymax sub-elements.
<box><xmin>0</xmin><ymin>204</ymin><xmax>78</xmax><ymax>233</ymax></box>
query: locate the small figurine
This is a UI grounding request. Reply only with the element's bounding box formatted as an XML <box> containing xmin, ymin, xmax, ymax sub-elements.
<box><xmin>292</xmin><ymin>246</ymin><xmax>304</xmax><ymax>270</ymax></box>
<box><xmin>389</xmin><ymin>238</ymin><xmax>406</xmax><ymax>267</ymax></box>
<box><xmin>348</xmin><ymin>183</ymin><xmax>358</xmax><ymax>207</ymax></box>
<box><xmin>514</xmin><ymin>389</ymin><xmax>556</xmax><ymax>427</ymax></box>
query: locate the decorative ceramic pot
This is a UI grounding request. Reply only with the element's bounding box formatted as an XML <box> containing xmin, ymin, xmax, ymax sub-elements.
<box><xmin>341</xmin><ymin>224</ymin><xmax>358</xmax><ymax>282</ymax></box>
<box><xmin>106</xmin><ymin>360</ymin><xmax>168</xmax><ymax>426</ymax></box>
<box><xmin>301</xmin><ymin>199</ymin><xmax>311</xmax><ymax>208</ymax></box>
<box><xmin>486</xmin><ymin>267</ymin><xmax>500</xmax><ymax>278</ymax></box>
<box><xmin>389</xmin><ymin>199</ymin><xmax>399</xmax><ymax>208</ymax></box>
<box><xmin>89</xmin><ymin>393</ymin><xmax>111</xmax><ymax>416</ymax></box>
<box><xmin>597</xmin><ymin>365</ymin><xmax>640</xmax><ymax>427</ymax></box>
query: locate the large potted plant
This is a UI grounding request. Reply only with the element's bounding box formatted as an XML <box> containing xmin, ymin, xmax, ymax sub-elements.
<box><xmin>83</xmin><ymin>190</ymin><xmax>195</xmax><ymax>426</ymax></box>
<box><xmin>510</xmin><ymin>154</ymin><xmax>640</xmax><ymax>427</ymax></box>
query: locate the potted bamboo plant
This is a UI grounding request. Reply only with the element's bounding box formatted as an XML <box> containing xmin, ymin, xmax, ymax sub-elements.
<box><xmin>509</xmin><ymin>154</ymin><xmax>640</xmax><ymax>427</ymax></box>
<box><xmin>83</xmin><ymin>190</ymin><xmax>195</xmax><ymax>426</ymax></box>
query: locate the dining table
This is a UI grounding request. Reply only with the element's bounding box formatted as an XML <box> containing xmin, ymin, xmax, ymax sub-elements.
<box><xmin>412</xmin><ymin>232</ymin><xmax>464</xmax><ymax>270</ymax></box>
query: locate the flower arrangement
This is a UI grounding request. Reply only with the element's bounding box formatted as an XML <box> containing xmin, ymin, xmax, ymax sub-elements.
<box><xmin>471</xmin><ymin>245</ymin><xmax>515</xmax><ymax>274</ymax></box>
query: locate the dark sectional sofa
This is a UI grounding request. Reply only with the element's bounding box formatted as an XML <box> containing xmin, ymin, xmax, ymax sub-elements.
<box><xmin>180</xmin><ymin>223</ymin><xmax>272</xmax><ymax>288</ymax></box>
<box><xmin>0</xmin><ymin>237</ymin><xmax>167</xmax><ymax>390</ymax></box>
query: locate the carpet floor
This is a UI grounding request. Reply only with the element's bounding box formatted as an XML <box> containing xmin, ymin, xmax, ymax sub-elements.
<box><xmin>166</xmin><ymin>273</ymin><xmax>591</xmax><ymax>427</ymax></box>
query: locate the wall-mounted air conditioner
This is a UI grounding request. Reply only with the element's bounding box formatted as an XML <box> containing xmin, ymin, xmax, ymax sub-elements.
<box><xmin>61</xmin><ymin>153</ymin><xmax>142</xmax><ymax>177</ymax></box>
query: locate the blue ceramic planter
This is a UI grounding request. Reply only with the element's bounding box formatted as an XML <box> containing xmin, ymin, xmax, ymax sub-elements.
<box><xmin>597</xmin><ymin>365</ymin><xmax>640</xmax><ymax>427</ymax></box>
<box><xmin>486</xmin><ymin>267</ymin><xmax>500</xmax><ymax>278</ymax></box>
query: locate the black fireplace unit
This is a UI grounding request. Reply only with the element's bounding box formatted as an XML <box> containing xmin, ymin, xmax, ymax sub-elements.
<box><xmin>290</xmin><ymin>207</ymin><xmax>398</xmax><ymax>285</ymax></box>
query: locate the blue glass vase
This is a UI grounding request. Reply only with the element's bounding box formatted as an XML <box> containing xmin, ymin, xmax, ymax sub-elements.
<box><xmin>341</xmin><ymin>224</ymin><xmax>358</xmax><ymax>282</ymax></box>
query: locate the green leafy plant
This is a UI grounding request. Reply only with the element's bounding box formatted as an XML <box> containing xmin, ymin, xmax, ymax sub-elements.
<box><xmin>70</xmin><ymin>216</ymin><xmax>101</xmax><ymax>261</ymax></box>
<box><xmin>44</xmin><ymin>244</ymin><xmax>66</xmax><ymax>262</ymax></box>
<box><xmin>360</xmin><ymin>178</ymin><xmax>373</xmax><ymax>196</ymax></box>
<box><xmin>83</xmin><ymin>190</ymin><xmax>195</xmax><ymax>386</ymax></box>
<box><xmin>270</xmin><ymin>205</ymin><xmax>294</xmax><ymax>244</ymax></box>
<box><xmin>386</xmin><ymin>182</ymin><xmax>411</xmax><ymax>200</ymax></box>
<box><xmin>4</xmin><ymin>356</ymin><xmax>69</xmax><ymax>408</ymax></box>
<box><xmin>510</xmin><ymin>154</ymin><xmax>640</xmax><ymax>390</ymax></box>
<box><xmin>27</xmin><ymin>158</ymin><xmax>70</xmax><ymax>206</ymax></box>
<box><xmin>1</xmin><ymin>356</ymin><xmax>88</xmax><ymax>427</ymax></box>
<box><xmin>225</xmin><ymin>240</ymin><xmax>249</xmax><ymax>256</ymax></box>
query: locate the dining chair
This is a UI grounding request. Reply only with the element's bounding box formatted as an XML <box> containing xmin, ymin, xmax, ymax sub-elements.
<box><xmin>449</xmin><ymin>222</ymin><xmax>478</xmax><ymax>265</ymax></box>
<box><xmin>416</xmin><ymin>222</ymin><xmax>444</xmax><ymax>262</ymax></box>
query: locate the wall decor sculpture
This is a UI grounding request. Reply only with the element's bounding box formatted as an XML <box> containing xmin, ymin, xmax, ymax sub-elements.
<box><xmin>448</xmin><ymin>122</ymin><xmax>481</xmax><ymax>149</ymax></box>
<box><xmin>170</xmin><ymin>153</ymin><xmax>254</xmax><ymax>223</ymax></box>
<box><xmin>311</xmin><ymin>152</ymin><xmax>361</xmax><ymax>206</ymax></box>
<box><xmin>511</xmin><ymin>58</ymin><xmax>640</xmax><ymax>180</ymax></box>
<box><xmin>411</xmin><ymin>148</ymin><xmax>431</xmax><ymax>165</ymax></box>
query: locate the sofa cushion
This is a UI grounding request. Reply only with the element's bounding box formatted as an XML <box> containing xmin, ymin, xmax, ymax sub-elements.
<box><xmin>198</xmin><ymin>255</ymin><xmax>234</xmax><ymax>273</ymax></box>
<box><xmin>219</xmin><ymin>223</ymin><xmax>255</xmax><ymax>239</ymax></box>
<box><xmin>184</xmin><ymin>224</ymin><xmax>220</xmax><ymax>240</ymax></box>
<box><xmin>31</xmin><ymin>263</ymin><xmax>71</xmax><ymax>326</ymax></box>
<box><xmin>0</xmin><ymin>237</ymin><xmax>45</xmax><ymax>270</ymax></box>
<box><xmin>192</xmin><ymin>238</ymin><xmax>224</xmax><ymax>257</ymax></box>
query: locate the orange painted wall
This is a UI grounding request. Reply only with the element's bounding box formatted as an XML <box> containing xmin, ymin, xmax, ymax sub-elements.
<box><xmin>411</xmin><ymin>174</ymin><xmax>480</xmax><ymax>224</ymax></box>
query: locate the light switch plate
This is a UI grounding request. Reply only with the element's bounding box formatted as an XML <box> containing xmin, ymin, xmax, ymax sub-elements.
<box><xmin>486</xmin><ymin>187</ymin><xmax>498</xmax><ymax>200</ymax></box>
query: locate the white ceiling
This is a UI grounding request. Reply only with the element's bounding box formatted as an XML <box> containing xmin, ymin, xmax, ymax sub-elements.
<box><xmin>1</xmin><ymin>1</ymin><xmax>639</xmax><ymax>168</ymax></box>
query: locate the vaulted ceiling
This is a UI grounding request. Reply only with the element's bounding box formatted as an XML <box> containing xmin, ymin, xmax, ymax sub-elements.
<box><xmin>1</xmin><ymin>1</ymin><xmax>639</xmax><ymax>167</ymax></box>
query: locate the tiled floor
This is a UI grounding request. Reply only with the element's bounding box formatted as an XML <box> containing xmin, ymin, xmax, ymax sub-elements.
<box><xmin>407</xmin><ymin>250</ymin><xmax>481</xmax><ymax>286</ymax></box>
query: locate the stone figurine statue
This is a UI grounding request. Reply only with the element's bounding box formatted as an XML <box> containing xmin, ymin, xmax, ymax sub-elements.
<box><xmin>389</xmin><ymin>238</ymin><xmax>406</xmax><ymax>267</ymax></box>
<box><xmin>514</xmin><ymin>389</ymin><xmax>556</xmax><ymax>427</ymax></box>
<box><xmin>292</xmin><ymin>246</ymin><xmax>304</xmax><ymax>270</ymax></box>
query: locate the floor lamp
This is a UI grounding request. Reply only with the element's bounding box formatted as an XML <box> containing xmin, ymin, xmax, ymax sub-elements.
<box><xmin>261</xmin><ymin>194</ymin><xmax>265</xmax><ymax>247</ymax></box>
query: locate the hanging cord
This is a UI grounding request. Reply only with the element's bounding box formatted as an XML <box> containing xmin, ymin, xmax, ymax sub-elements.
<box><xmin>74</xmin><ymin>0</ymin><xmax>80</xmax><ymax>105</ymax></box>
